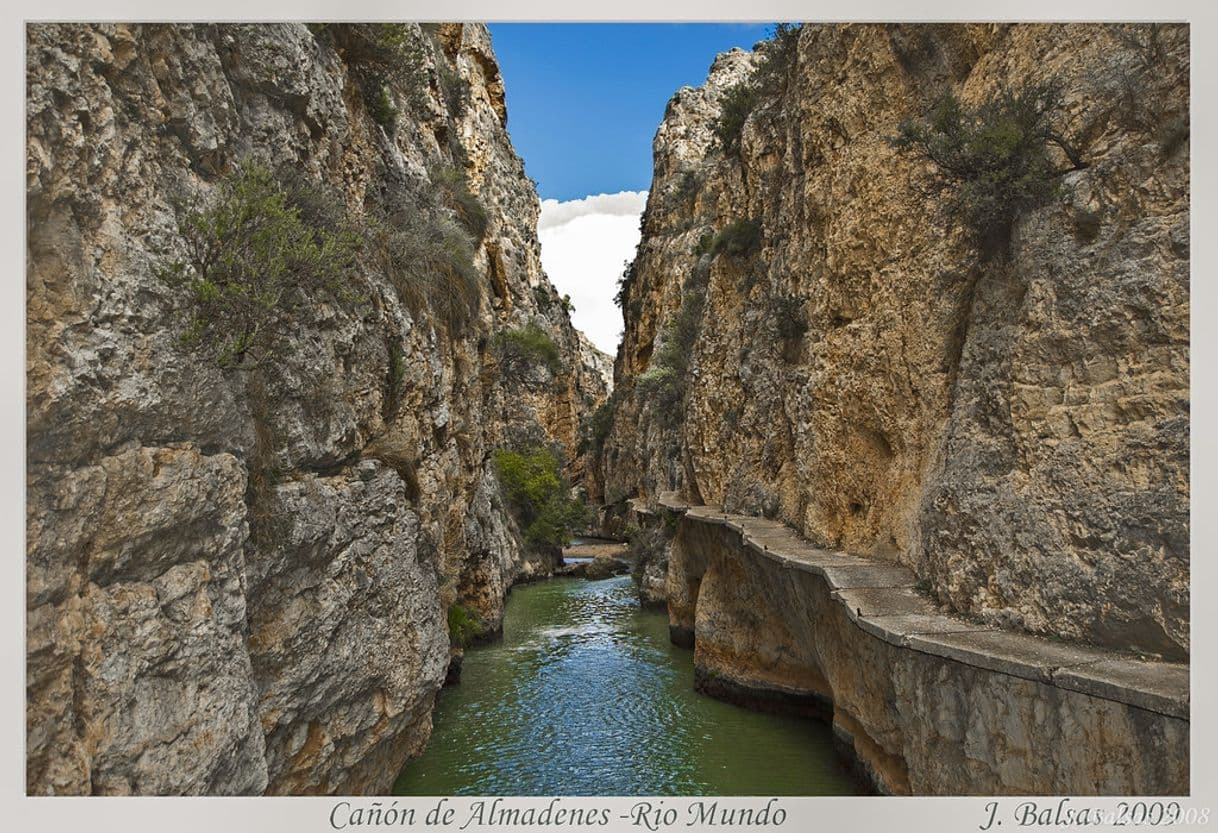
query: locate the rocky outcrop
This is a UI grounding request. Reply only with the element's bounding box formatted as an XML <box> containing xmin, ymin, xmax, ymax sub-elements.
<box><xmin>603</xmin><ymin>24</ymin><xmax>1189</xmax><ymax>661</ymax></box>
<box><xmin>26</xmin><ymin>22</ymin><xmax>604</xmax><ymax>795</ymax></box>
<box><xmin>662</xmin><ymin>496</ymin><xmax>1188</xmax><ymax>795</ymax></box>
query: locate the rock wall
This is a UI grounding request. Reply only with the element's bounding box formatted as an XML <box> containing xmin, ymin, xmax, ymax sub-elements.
<box><xmin>26</xmin><ymin>23</ymin><xmax>605</xmax><ymax>795</ymax></box>
<box><xmin>603</xmin><ymin>24</ymin><xmax>1189</xmax><ymax>660</ymax></box>
<box><xmin>663</xmin><ymin>499</ymin><xmax>1188</xmax><ymax>795</ymax></box>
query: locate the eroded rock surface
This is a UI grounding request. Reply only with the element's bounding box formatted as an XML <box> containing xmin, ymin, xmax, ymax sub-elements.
<box><xmin>602</xmin><ymin>24</ymin><xmax>1189</xmax><ymax>660</ymax></box>
<box><xmin>26</xmin><ymin>22</ymin><xmax>605</xmax><ymax>795</ymax></box>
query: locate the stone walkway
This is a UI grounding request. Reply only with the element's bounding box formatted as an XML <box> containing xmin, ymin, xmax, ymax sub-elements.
<box><xmin>656</xmin><ymin>492</ymin><xmax>1188</xmax><ymax>720</ymax></box>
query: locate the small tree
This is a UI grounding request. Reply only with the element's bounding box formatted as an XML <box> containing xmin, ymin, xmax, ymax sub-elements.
<box><xmin>709</xmin><ymin>218</ymin><xmax>762</xmax><ymax>258</ymax></box>
<box><xmin>891</xmin><ymin>81</ymin><xmax>1086</xmax><ymax>256</ymax></box>
<box><xmin>493</xmin><ymin>446</ymin><xmax>589</xmax><ymax>551</ymax></box>
<box><xmin>578</xmin><ymin>391</ymin><xmax>619</xmax><ymax>457</ymax></box>
<box><xmin>714</xmin><ymin>23</ymin><xmax>802</xmax><ymax>155</ymax></box>
<box><xmin>158</xmin><ymin>165</ymin><xmax>362</xmax><ymax>368</ymax></box>
<box><xmin>493</xmin><ymin>321</ymin><xmax>562</xmax><ymax>387</ymax></box>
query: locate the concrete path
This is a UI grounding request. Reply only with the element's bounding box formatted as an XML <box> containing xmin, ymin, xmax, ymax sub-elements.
<box><xmin>655</xmin><ymin>492</ymin><xmax>1188</xmax><ymax>720</ymax></box>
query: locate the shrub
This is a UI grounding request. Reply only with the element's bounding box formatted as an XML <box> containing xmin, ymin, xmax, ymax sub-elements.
<box><xmin>493</xmin><ymin>321</ymin><xmax>562</xmax><ymax>385</ymax></box>
<box><xmin>671</xmin><ymin>169</ymin><xmax>702</xmax><ymax>206</ymax></box>
<box><xmin>770</xmin><ymin>294</ymin><xmax>808</xmax><ymax>340</ymax></box>
<box><xmin>327</xmin><ymin>23</ymin><xmax>426</xmax><ymax>84</ymax></box>
<box><xmin>158</xmin><ymin>164</ymin><xmax>362</xmax><ymax>368</ymax></box>
<box><xmin>635</xmin><ymin>364</ymin><xmax>682</xmax><ymax>412</ymax></box>
<box><xmin>714</xmin><ymin>82</ymin><xmax>762</xmax><ymax>155</ymax></box>
<box><xmin>713</xmin><ymin>23</ymin><xmax>802</xmax><ymax>154</ymax></box>
<box><xmin>493</xmin><ymin>446</ymin><xmax>590</xmax><ymax>551</ymax></box>
<box><xmin>437</xmin><ymin>58</ymin><xmax>469</xmax><ymax>118</ymax></box>
<box><xmin>431</xmin><ymin>164</ymin><xmax>489</xmax><ymax>241</ymax></box>
<box><xmin>890</xmin><ymin>82</ymin><xmax>1087</xmax><ymax>256</ymax></box>
<box><xmin>709</xmin><ymin>218</ymin><xmax>762</xmax><ymax>258</ymax></box>
<box><xmin>383</xmin><ymin>338</ymin><xmax>405</xmax><ymax>420</ymax></box>
<box><xmin>636</xmin><ymin>268</ymin><xmax>708</xmax><ymax>421</ymax></box>
<box><xmin>368</xmin><ymin>84</ymin><xmax>398</xmax><ymax>132</ymax></box>
<box><xmin>321</xmin><ymin>24</ymin><xmax>429</xmax><ymax>116</ymax></box>
<box><xmin>578</xmin><ymin>392</ymin><xmax>619</xmax><ymax>456</ymax></box>
<box><xmin>447</xmin><ymin>603</ymin><xmax>480</xmax><ymax>648</ymax></box>
<box><xmin>370</xmin><ymin>182</ymin><xmax>483</xmax><ymax>333</ymax></box>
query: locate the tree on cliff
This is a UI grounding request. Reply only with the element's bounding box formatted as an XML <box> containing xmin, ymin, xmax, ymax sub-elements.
<box><xmin>891</xmin><ymin>81</ymin><xmax>1087</xmax><ymax>257</ymax></box>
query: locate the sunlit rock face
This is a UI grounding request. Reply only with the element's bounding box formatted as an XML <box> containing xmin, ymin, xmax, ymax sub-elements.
<box><xmin>602</xmin><ymin>24</ymin><xmax>1189</xmax><ymax>661</ymax></box>
<box><xmin>26</xmin><ymin>22</ymin><xmax>606</xmax><ymax>795</ymax></box>
<box><xmin>666</xmin><ymin>506</ymin><xmax>1187</xmax><ymax>795</ymax></box>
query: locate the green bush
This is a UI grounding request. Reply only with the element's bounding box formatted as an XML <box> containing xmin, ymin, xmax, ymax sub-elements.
<box><xmin>383</xmin><ymin>338</ymin><xmax>405</xmax><ymax>419</ymax></box>
<box><xmin>890</xmin><ymin>82</ymin><xmax>1086</xmax><ymax>256</ymax></box>
<box><xmin>709</xmin><ymin>218</ymin><xmax>762</xmax><ymax>258</ymax></box>
<box><xmin>158</xmin><ymin>164</ymin><xmax>362</xmax><ymax>368</ymax></box>
<box><xmin>636</xmin><ymin>267</ymin><xmax>708</xmax><ymax>421</ymax></box>
<box><xmin>431</xmin><ymin>164</ymin><xmax>489</xmax><ymax>241</ymax></box>
<box><xmin>447</xmin><ymin>603</ymin><xmax>480</xmax><ymax>648</ymax></box>
<box><xmin>671</xmin><ymin>169</ymin><xmax>702</xmax><ymax>206</ymax></box>
<box><xmin>319</xmin><ymin>24</ymin><xmax>429</xmax><ymax>116</ymax></box>
<box><xmin>368</xmin><ymin>84</ymin><xmax>398</xmax><ymax>132</ymax></box>
<box><xmin>493</xmin><ymin>322</ymin><xmax>562</xmax><ymax>385</ymax></box>
<box><xmin>326</xmin><ymin>23</ymin><xmax>425</xmax><ymax>83</ymax></box>
<box><xmin>437</xmin><ymin>59</ymin><xmax>469</xmax><ymax>118</ymax></box>
<box><xmin>713</xmin><ymin>23</ymin><xmax>802</xmax><ymax>154</ymax></box>
<box><xmin>770</xmin><ymin>294</ymin><xmax>808</xmax><ymax>340</ymax></box>
<box><xmin>493</xmin><ymin>446</ymin><xmax>590</xmax><ymax>551</ymax></box>
<box><xmin>635</xmin><ymin>364</ymin><xmax>681</xmax><ymax>413</ymax></box>
<box><xmin>578</xmin><ymin>391</ymin><xmax>619</xmax><ymax>456</ymax></box>
<box><xmin>714</xmin><ymin>83</ymin><xmax>762</xmax><ymax>155</ymax></box>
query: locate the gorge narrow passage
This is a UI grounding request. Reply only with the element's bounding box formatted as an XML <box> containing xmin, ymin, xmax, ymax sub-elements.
<box><xmin>393</xmin><ymin>552</ymin><xmax>867</xmax><ymax>796</ymax></box>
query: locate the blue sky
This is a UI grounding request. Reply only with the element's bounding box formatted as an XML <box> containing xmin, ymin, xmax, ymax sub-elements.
<box><xmin>488</xmin><ymin>23</ymin><xmax>772</xmax><ymax>201</ymax></box>
<box><xmin>487</xmin><ymin>23</ymin><xmax>773</xmax><ymax>355</ymax></box>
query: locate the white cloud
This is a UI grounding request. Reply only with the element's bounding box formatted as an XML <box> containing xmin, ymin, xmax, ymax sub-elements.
<box><xmin>538</xmin><ymin>191</ymin><xmax>648</xmax><ymax>356</ymax></box>
<box><xmin>538</xmin><ymin>191</ymin><xmax>648</xmax><ymax>231</ymax></box>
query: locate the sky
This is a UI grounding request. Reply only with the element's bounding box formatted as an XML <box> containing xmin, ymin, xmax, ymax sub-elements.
<box><xmin>488</xmin><ymin>24</ymin><xmax>772</xmax><ymax>354</ymax></box>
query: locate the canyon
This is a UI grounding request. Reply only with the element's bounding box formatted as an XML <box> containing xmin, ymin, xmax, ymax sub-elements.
<box><xmin>26</xmin><ymin>22</ymin><xmax>1189</xmax><ymax>797</ymax></box>
<box><xmin>26</xmin><ymin>22</ymin><xmax>607</xmax><ymax>795</ymax></box>
<box><xmin>601</xmin><ymin>22</ymin><xmax>1189</xmax><ymax>795</ymax></box>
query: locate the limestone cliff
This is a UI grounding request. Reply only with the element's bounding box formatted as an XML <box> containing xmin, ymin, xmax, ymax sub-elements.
<box><xmin>603</xmin><ymin>24</ymin><xmax>1188</xmax><ymax>661</ymax></box>
<box><xmin>26</xmin><ymin>22</ymin><xmax>605</xmax><ymax>795</ymax></box>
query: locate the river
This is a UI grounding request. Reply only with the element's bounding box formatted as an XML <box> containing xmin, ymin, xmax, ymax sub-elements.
<box><xmin>394</xmin><ymin>569</ymin><xmax>866</xmax><ymax>795</ymax></box>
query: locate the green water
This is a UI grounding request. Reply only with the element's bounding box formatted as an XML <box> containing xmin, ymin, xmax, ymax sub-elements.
<box><xmin>393</xmin><ymin>573</ymin><xmax>866</xmax><ymax>796</ymax></box>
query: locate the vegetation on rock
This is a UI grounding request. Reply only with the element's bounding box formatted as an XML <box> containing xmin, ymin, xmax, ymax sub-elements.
<box><xmin>578</xmin><ymin>389</ymin><xmax>620</xmax><ymax>457</ymax></box>
<box><xmin>316</xmin><ymin>24</ymin><xmax>430</xmax><ymax>117</ymax></box>
<box><xmin>370</xmin><ymin>178</ymin><xmax>483</xmax><ymax>333</ymax></box>
<box><xmin>708</xmin><ymin>218</ymin><xmax>763</xmax><ymax>258</ymax></box>
<box><xmin>713</xmin><ymin>23</ymin><xmax>802</xmax><ymax>154</ymax></box>
<box><xmin>770</xmin><ymin>294</ymin><xmax>809</xmax><ymax>344</ymax></box>
<box><xmin>891</xmin><ymin>81</ymin><xmax>1087</xmax><ymax>256</ymax></box>
<box><xmin>158</xmin><ymin>164</ymin><xmax>362</xmax><ymax>368</ymax></box>
<box><xmin>431</xmin><ymin>164</ymin><xmax>490</xmax><ymax>242</ymax></box>
<box><xmin>493</xmin><ymin>321</ymin><xmax>562</xmax><ymax>385</ymax></box>
<box><xmin>493</xmin><ymin>446</ymin><xmax>589</xmax><ymax>551</ymax></box>
<box><xmin>637</xmin><ymin>260</ymin><xmax>709</xmax><ymax>421</ymax></box>
<box><xmin>447</xmin><ymin>603</ymin><xmax>480</xmax><ymax>648</ymax></box>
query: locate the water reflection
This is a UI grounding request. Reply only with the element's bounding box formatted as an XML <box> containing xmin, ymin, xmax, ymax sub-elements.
<box><xmin>394</xmin><ymin>574</ymin><xmax>865</xmax><ymax>796</ymax></box>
